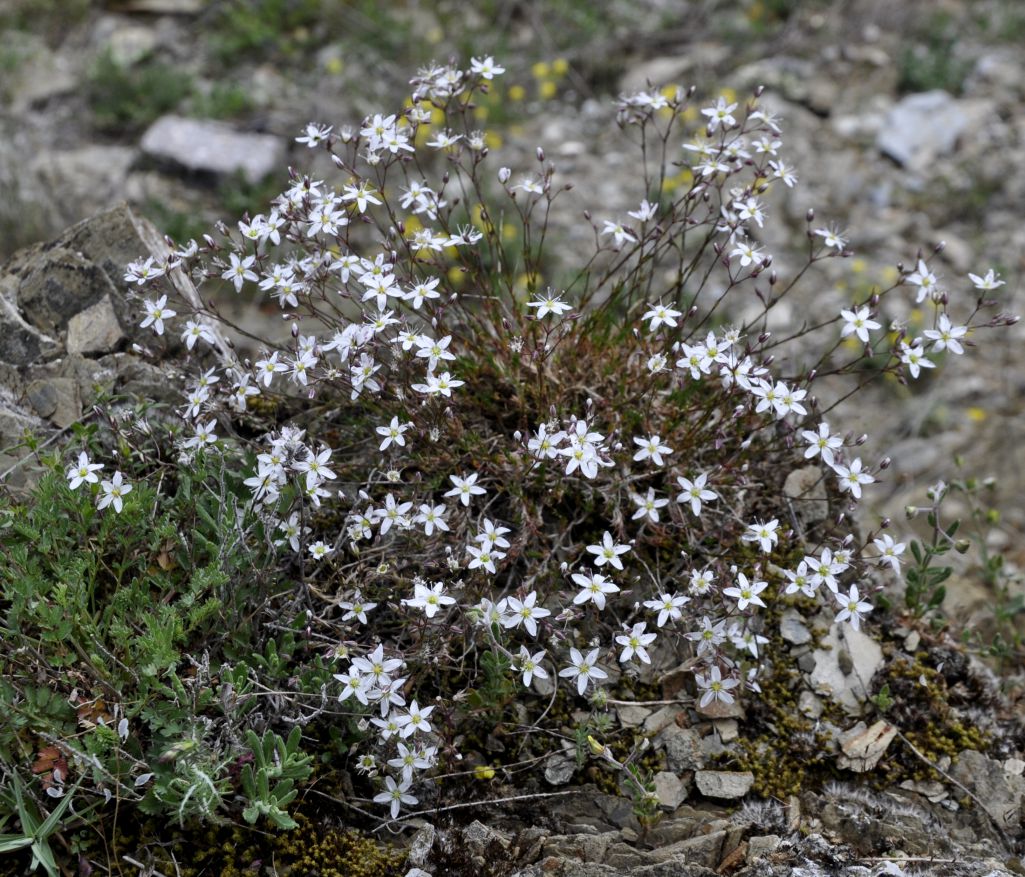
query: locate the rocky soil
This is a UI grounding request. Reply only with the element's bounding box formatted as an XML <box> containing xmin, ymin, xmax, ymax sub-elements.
<box><xmin>3</xmin><ymin>1</ymin><xmax>1025</xmax><ymax>874</ymax></box>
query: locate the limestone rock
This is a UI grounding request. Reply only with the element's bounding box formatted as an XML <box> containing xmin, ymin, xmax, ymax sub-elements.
<box><xmin>836</xmin><ymin>720</ymin><xmax>898</xmax><ymax>772</ymax></box>
<box><xmin>67</xmin><ymin>295</ymin><xmax>125</xmax><ymax>355</ymax></box>
<box><xmin>876</xmin><ymin>91</ymin><xmax>980</xmax><ymax>169</ymax></box>
<box><xmin>140</xmin><ymin>115</ymin><xmax>285</xmax><ymax>184</ymax></box>
<box><xmin>694</xmin><ymin>770</ymin><xmax>753</xmax><ymax>800</ymax></box>
<box><xmin>783</xmin><ymin>466</ymin><xmax>830</xmax><ymax>526</ymax></box>
<box><xmin>950</xmin><ymin>749</ymin><xmax>1025</xmax><ymax>829</ymax></box>
<box><xmin>658</xmin><ymin>725</ymin><xmax>704</xmax><ymax>773</ymax></box>
<box><xmin>808</xmin><ymin>623</ymin><xmax>883</xmax><ymax>714</ymax></box>
<box><xmin>780</xmin><ymin>608</ymin><xmax>812</xmax><ymax>645</ymax></box>
<box><xmin>653</xmin><ymin>771</ymin><xmax>688</xmax><ymax>811</ymax></box>
<box><xmin>544</xmin><ymin>752</ymin><xmax>577</xmax><ymax>786</ymax></box>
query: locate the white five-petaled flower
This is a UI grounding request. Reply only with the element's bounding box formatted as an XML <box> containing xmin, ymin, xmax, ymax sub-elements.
<box><xmin>181</xmin><ymin>319</ymin><xmax>216</xmax><ymax>350</ymax></box>
<box><xmin>526</xmin><ymin>291</ymin><xmax>572</xmax><ymax>319</ymax></box>
<box><xmin>641</xmin><ymin>301</ymin><xmax>682</xmax><ymax>332</ymax></box>
<box><xmin>615</xmin><ymin>622</ymin><xmax>657</xmax><ymax>664</ymax></box>
<box><xmin>516</xmin><ymin>646</ymin><xmax>548</xmax><ymax>688</ymax></box>
<box><xmin>833</xmin><ymin>458</ymin><xmax>875</xmax><ymax>500</ymax></box>
<box><xmin>742</xmin><ymin>519</ymin><xmax>779</xmax><ymax>553</ymax></box>
<box><xmin>701</xmin><ymin>96</ymin><xmax>738</xmax><ymax>131</ymax></box>
<box><xmin>67</xmin><ymin>451</ymin><xmax>103</xmax><ymax>489</ymax></box>
<box><xmin>898</xmin><ymin>339</ymin><xmax>935</xmax><ymax>379</ymax></box>
<box><xmin>675</xmin><ymin>473</ymin><xmax>717</xmax><ymax>516</ymax></box>
<box><xmin>183</xmin><ymin>419</ymin><xmax>218</xmax><ymax>449</ymax></box>
<box><xmin>585</xmin><ymin>531</ymin><xmax>631</xmax><ymax>570</ymax></box>
<box><xmin>631</xmin><ymin>487</ymin><xmax>669</xmax><ymax>523</ymax></box>
<box><xmin>373</xmin><ymin>775</ymin><xmax>417</xmax><ymax>819</ymax></box>
<box><xmin>632</xmin><ymin>435</ymin><xmax>673</xmax><ymax>466</ymax></box>
<box><xmin>814</xmin><ymin>227</ymin><xmax>847</xmax><ymax>251</ymax></box>
<box><xmin>502</xmin><ymin>591</ymin><xmax>551</xmax><ymax>637</ymax></box>
<box><xmin>558</xmin><ymin>647</ymin><xmax>608</xmax><ymax>696</ymax></box>
<box><xmin>403</xmin><ymin>581</ymin><xmax>456</xmax><ymax>618</ymax></box>
<box><xmin>969</xmin><ymin>268</ymin><xmax>1004</xmax><ymax>290</ymax></box>
<box><xmin>834</xmin><ymin>584</ymin><xmax>873</xmax><ymax>631</ymax></box>
<box><xmin>444</xmin><ymin>472</ymin><xmax>486</xmax><ymax>506</ymax></box>
<box><xmin>470</xmin><ymin>55</ymin><xmax>505</xmax><ymax>79</ymax></box>
<box><xmin>840</xmin><ymin>305</ymin><xmax>881</xmax><ymax>344</ymax></box>
<box><xmin>97</xmin><ymin>471</ymin><xmax>132</xmax><ymax>513</ymax></box>
<box><xmin>570</xmin><ymin>570</ymin><xmax>620</xmax><ymax>610</ymax></box>
<box><xmin>140</xmin><ymin>295</ymin><xmax>176</xmax><ymax>336</ymax></box>
<box><xmin>377</xmin><ymin>416</ymin><xmax>411</xmax><ymax>450</ymax></box>
<box><xmin>601</xmin><ymin>220</ymin><xmax>638</xmax><ymax>248</ymax></box>
<box><xmin>873</xmin><ymin>534</ymin><xmax>906</xmax><ymax>574</ymax></box>
<box><xmin>800</xmin><ymin>422</ymin><xmax>843</xmax><ymax>467</ymax></box>
<box><xmin>906</xmin><ymin>259</ymin><xmax>938</xmax><ymax>304</ymax></box>
<box><xmin>308</xmin><ymin>540</ymin><xmax>334</xmax><ymax>561</ymax></box>
<box><xmin>415</xmin><ymin>503</ymin><xmax>449</xmax><ymax>536</ymax></box>
<box><xmin>695</xmin><ymin>665</ymin><xmax>739</xmax><ymax>708</ymax></box>
<box><xmin>643</xmin><ymin>592</ymin><xmax>690</xmax><ymax>627</ymax></box>
<box><xmin>722</xmin><ymin>572</ymin><xmax>768</xmax><ymax>611</ymax></box>
<box><xmin>222</xmin><ymin>253</ymin><xmax>258</xmax><ymax>293</ymax></box>
<box><xmin>923</xmin><ymin>314</ymin><xmax>967</xmax><ymax>355</ymax></box>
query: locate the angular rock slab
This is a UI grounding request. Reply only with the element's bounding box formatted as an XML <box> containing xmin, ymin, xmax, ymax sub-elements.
<box><xmin>808</xmin><ymin>622</ymin><xmax>883</xmax><ymax>714</ymax></box>
<box><xmin>140</xmin><ymin>115</ymin><xmax>285</xmax><ymax>184</ymax></box>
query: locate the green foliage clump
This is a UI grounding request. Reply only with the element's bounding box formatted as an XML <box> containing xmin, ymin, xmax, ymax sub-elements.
<box><xmin>86</xmin><ymin>50</ymin><xmax>193</xmax><ymax>134</ymax></box>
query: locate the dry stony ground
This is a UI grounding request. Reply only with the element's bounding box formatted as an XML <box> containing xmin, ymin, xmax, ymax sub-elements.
<box><xmin>2</xmin><ymin>1</ymin><xmax>1025</xmax><ymax>875</ymax></box>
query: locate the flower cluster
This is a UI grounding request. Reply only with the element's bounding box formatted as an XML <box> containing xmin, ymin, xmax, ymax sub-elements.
<box><xmin>112</xmin><ymin>59</ymin><xmax>1015</xmax><ymax>822</ymax></box>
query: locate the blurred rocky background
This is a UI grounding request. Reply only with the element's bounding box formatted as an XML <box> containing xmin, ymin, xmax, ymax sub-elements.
<box><xmin>1</xmin><ymin>0</ymin><xmax>1023</xmax><ymax>633</ymax></box>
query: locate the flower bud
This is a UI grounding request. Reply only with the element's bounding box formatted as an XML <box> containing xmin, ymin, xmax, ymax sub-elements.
<box><xmin>536</xmin><ymin>146</ymin><xmax>545</xmax><ymax>162</ymax></box>
<box><xmin>806</xmin><ymin>208</ymin><xmax>815</xmax><ymax>223</ymax></box>
<box><xmin>879</xmin><ymin>457</ymin><xmax>891</xmax><ymax>469</ymax></box>
<box><xmin>905</xmin><ymin>505</ymin><xmax>918</xmax><ymax>519</ymax></box>
<box><xmin>498</xmin><ymin>167</ymin><xmax>511</xmax><ymax>184</ymax></box>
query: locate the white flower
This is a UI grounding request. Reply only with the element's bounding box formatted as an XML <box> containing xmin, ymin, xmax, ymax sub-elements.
<box><xmin>873</xmin><ymin>534</ymin><xmax>906</xmax><ymax>574</ymax></box>
<box><xmin>701</xmin><ymin>96</ymin><xmax>738</xmax><ymax>131</ymax></box>
<box><xmin>585</xmin><ymin>531</ymin><xmax>631</xmax><ymax>571</ymax></box>
<box><xmin>632</xmin><ymin>435</ymin><xmax>673</xmax><ymax>466</ymax></box>
<box><xmin>968</xmin><ymin>268</ymin><xmax>1004</xmax><ymax>290</ymax></box>
<box><xmin>377</xmin><ymin>417</ymin><xmax>411</xmax><ymax>451</ymax></box>
<box><xmin>415</xmin><ymin>503</ymin><xmax>449</xmax><ymax>536</ymax></box>
<box><xmin>140</xmin><ymin>295</ymin><xmax>176</xmax><ymax>336</ymax></box>
<box><xmin>570</xmin><ymin>570</ymin><xmax>620</xmax><ymax>610</ymax></box>
<box><xmin>840</xmin><ymin>306</ymin><xmax>880</xmax><ymax>344</ymax></box>
<box><xmin>526</xmin><ymin>292</ymin><xmax>572</xmax><ymax>319</ymax></box>
<box><xmin>675</xmin><ymin>473</ymin><xmax>717</xmax><ymax>516</ymax></box>
<box><xmin>615</xmin><ymin>622</ymin><xmax>657</xmax><ymax>664</ymax></box>
<box><xmin>308</xmin><ymin>540</ymin><xmax>334</xmax><ymax>560</ymax></box>
<box><xmin>558</xmin><ymin>647</ymin><xmax>608</xmax><ymax>696</ymax></box>
<box><xmin>631</xmin><ymin>487</ymin><xmax>669</xmax><ymax>523</ymax></box>
<box><xmin>641</xmin><ymin>301</ymin><xmax>682</xmax><ymax>332</ymax></box>
<box><xmin>923</xmin><ymin>314</ymin><xmax>967</xmax><ymax>355</ymax></box>
<box><xmin>502</xmin><ymin>591</ymin><xmax>551</xmax><ymax>637</ymax></box>
<box><xmin>444</xmin><ymin>472</ymin><xmax>485</xmax><ymax>506</ymax></box>
<box><xmin>396</xmin><ymin>700</ymin><xmax>434</xmax><ymax>738</ymax></box>
<box><xmin>67</xmin><ymin>451</ymin><xmax>103</xmax><ymax>489</ymax></box>
<box><xmin>181</xmin><ymin>319</ymin><xmax>216</xmax><ymax>350</ymax></box>
<box><xmin>516</xmin><ymin>647</ymin><xmax>548</xmax><ymax>688</ymax></box>
<box><xmin>742</xmin><ymin>519</ymin><xmax>779</xmax><ymax>553</ymax></box>
<box><xmin>97</xmin><ymin>471</ymin><xmax>132</xmax><ymax>513</ymax></box>
<box><xmin>643</xmin><ymin>592</ymin><xmax>690</xmax><ymax>627</ymax></box>
<box><xmin>222</xmin><ymin>253</ymin><xmax>258</xmax><ymax>293</ymax></box>
<box><xmin>800</xmin><ymin>422</ymin><xmax>843</xmax><ymax>467</ymax></box>
<box><xmin>695</xmin><ymin>665</ymin><xmax>739</xmax><ymax>708</ymax></box>
<box><xmin>601</xmin><ymin>220</ymin><xmax>637</xmax><ymax>248</ymax></box>
<box><xmin>834</xmin><ymin>584</ymin><xmax>873</xmax><ymax>631</ymax></box>
<box><xmin>403</xmin><ymin>581</ymin><xmax>455</xmax><ymax>618</ymax></box>
<box><xmin>373</xmin><ymin>775</ymin><xmax>417</xmax><ymax>818</ymax></box>
<box><xmin>722</xmin><ymin>572</ymin><xmax>768</xmax><ymax>611</ymax></box>
<box><xmin>833</xmin><ymin>458</ymin><xmax>875</xmax><ymax>500</ymax></box>
<box><xmin>470</xmin><ymin>55</ymin><xmax>505</xmax><ymax>79</ymax></box>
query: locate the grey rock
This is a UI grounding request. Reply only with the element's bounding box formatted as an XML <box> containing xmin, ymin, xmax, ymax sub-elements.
<box><xmin>140</xmin><ymin>116</ymin><xmax>285</xmax><ymax>184</ymax></box>
<box><xmin>836</xmin><ymin>720</ymin><xmax>897</xmax><ymax>772</ymax></box>
<box><xmin>798</xmin><ymin>690</ymin><xmax>824</xmax><ymax>718</ymax></box>
<box><xmin>67</xmin><ymin>295</ymin><xmax>125</xmax><ymax>355</ymax></box>
<box><xmin>0</xmin><ymin>290</ymin><xmax>56</xmax><ymax>366</ymax></box>
<box><xmin>640</xmin><ymin>705</ymin><xmax>679</xmax><ymax>735</ymax></box>
<box><xmin>544</xmin><ymin>831</ymin><xmax>617</xmax><ymax>863</ymax></box>
<box><xmin>808</xmin><ymin>623</ymin><xmax>883</xmax><ymax>714</ymax></box>
<box><xmin>463</xmin><ymin>819</ymin><xmax>508</xmax><ymax>851</ymax></box>
<box><xmin>617</xmin><ymin>704</ymin><xmax>652</xmax><ymax>728</ymax></box>
<box><xmin>658</xmin><ymin>725</ymin><xmax>704</xmax><ymax>772</ymax></box>
<box><xmin>747</xmin><ymin>834</ymin><xmax>781</xmax><ymax>859</ymax></box>
<box><xmin>26</xmin><ymin>379</ymin><xmax>82</xmax><ymax>427</ymax></box>
<box><xmin>780</xmin><ymin>608</ymin><xmax>812</xmax><ymax>645</ymax></box>
<box><xmin>783</xmin><ymin>466</ymin><xmax>830</xmax><ymax>526</ymax></box>
<box><xmin>950</xmin><ymin>749</ymin><xmax>1025</xmax><ymax>830</ymax></box>
<box><xmin>406</xmin><ymin>823</ymin><xmax>435</xmax><ymax>867</ymax></box>
<box><xmin>712</xmin><ymin>719</ymin><xmax>738</xmax><ymax>742</ymax></box>
<box><xmin>694</xmin><ymin>770</ymin><xmax>754</xmax><ymax>800</ymax></box>
<box><xmin>17</xmin><ymin>247</ymin><xmax>117</xmax><ymax>336</ymax></box>
<box><xmin>876</xmin><ymin>91</ymin><xmax>971</xmax><ymax>169</ymax></box>
<box><xmin>544</xmin><ymin>752</ymin><xmax>577</xmax><ymax>786</ymax></box>
<box><xmin>695</xmin><ymin>696</ymin><xmax>744</xmax><ymax>721</ymax></box>
<box><xmin>652</xmin><ymin>828</ymin><xmax>730</xmax><ymax>869</ymax></box>
<box><xmin>653</xmin><ymin>771</ymin><xmax>688</xmax><ymax>811</ymax></box>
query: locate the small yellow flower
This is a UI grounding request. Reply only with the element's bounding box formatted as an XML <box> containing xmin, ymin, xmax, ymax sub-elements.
<box><xmin>508</xmin><ymin>84</ymin><xmax>526</xmax><ymax>101</ymax></box>
<box><xmin>473</xmin><ymin>765</ymin><xmax>496</xmax><ymax>780</ymax></box>
<box><xmin>539</xmin><ymin>80</ymin><xmax>557</xmax><ymax>100</ymax></box>
<box><xmin>552</xmin><ymin>58</ymin><xmax>569</xmax><ymax>76</ymax></box>
<box><xmin>531</xmin><ymin>61</ymin><xmax>550</xmax><ymax>79</ymax></box>
<box><xmin>967</xmin><ymin>407</ymin><xmax>987</xmax><ymax>423</ymax></box>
